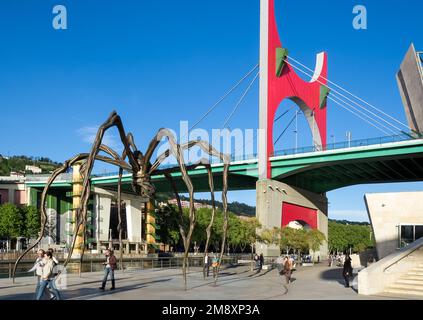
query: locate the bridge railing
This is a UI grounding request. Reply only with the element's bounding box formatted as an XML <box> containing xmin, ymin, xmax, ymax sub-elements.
<box><xmin>272</xmin><ymin>132</ymin><xmax>419</xmax><ymax>157</ymax></box>
<box><xmin>90</xmin><ymin>133</ymin><xmax>419</xmax><ymax>178</ymax></box>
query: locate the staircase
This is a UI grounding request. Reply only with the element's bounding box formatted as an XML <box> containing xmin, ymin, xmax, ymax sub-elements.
<box><xmin>358</xmin><ymin>237</ymin><xmax>423</xmax><ymax>296</ymax></box>
<box><xmin>385</xmin><ymin>263</ymin><xmax>423</xmax><ymax>296</ymax></box>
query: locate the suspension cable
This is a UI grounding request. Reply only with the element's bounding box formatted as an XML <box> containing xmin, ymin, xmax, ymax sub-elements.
<box><xmin>222</xmin><ymin>71</ymin><xmax>259</xmax><ymax>129</ymax></box>
<box><xmin>187</xmin><ymin>64</ymin><xmax>259</xmax><ymax>133</ymax></box>
<box><xmin>328</xmin><ymin>96</ymin><xmax>391</xmax><ymax>135</ymax></box>
<box><xmin>329</xmin><ymin>94</ymin><xmax>398</xmax><ymax>135</ymax></box>
<box><xmin>275</xmin><ymin>113</ymin><xmax>297</xmax><ymax>145</ymax></box>
<box><xmin>285</xmin><ymin>59</ymin><xmax>404</xmax><ymax>133</ymax></box>
<box><xmin>287</xmin><ymin>55</ymin><xmax>409</xmax><ymax>130</ymax></box>
<box><xmin>274</xmin><ymin>105</ymin><xmax>297</xmax><ymax>123</ymax></box>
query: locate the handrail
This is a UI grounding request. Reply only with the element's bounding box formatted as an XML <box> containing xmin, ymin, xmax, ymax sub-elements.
<box><xmin>383</xmin><ymin>243</ymin><xmax>423</xmax><ymax>272</ymax></box>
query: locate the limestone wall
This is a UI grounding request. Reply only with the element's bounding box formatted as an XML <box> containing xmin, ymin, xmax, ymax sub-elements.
<box><xmin>365</xmin><ymin>191</ymin><xmax>423</xmax><ymax>259</ymax></box>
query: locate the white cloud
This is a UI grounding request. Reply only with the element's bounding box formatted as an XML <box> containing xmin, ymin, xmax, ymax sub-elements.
<box><xmin>329</xmin><ymin>210</ymin><xmax>369</xmax><ymax>223</ymax></box>
<box><xmin>77</xmin><ymin>126</ymin><xmax>120</xmax><ymax>150</ymax></box>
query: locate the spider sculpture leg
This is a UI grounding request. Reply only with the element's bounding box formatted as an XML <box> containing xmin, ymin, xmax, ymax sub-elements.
<box><xmin>156</xmin><ymin>139</ymin><xmax>230</xmax><ymax>285</ymax></box>
<box><xmin>150</xmin><ymin>130</ymin><xmax>230</xmax><ymax>289</ymax></box>
<box><xmin>12</xmin><ymin>154</ymin><xmax>85</xmax><ymax>281</ymax></box>
<box><xmin>62</xmin><ymin>112</ymin><xmax>138</xmax><ymax>269</ymax></box>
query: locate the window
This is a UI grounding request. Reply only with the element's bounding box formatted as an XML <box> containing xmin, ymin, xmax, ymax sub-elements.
<box><xmin>399</xmin><ymin>224</ymin><xmax>423</xmax><ymax>248</ymax></box>
<box><xmin>415</xmin><ymin>226</ymin><xmax>423</xmax><ymax>241</ymax></box>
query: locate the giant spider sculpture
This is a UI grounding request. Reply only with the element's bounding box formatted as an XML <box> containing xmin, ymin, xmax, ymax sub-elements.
<box><xmin>13</xmin><ymin>111</ymin><xmax>230</xmax><ymax>289</ymax></box>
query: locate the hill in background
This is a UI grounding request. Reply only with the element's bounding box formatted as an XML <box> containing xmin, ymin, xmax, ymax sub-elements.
<box><xmin>0</xmin><ymin>155</ymin><xmax>61</xmax><ymax>176</ymax></box>
<box><xmin>179</xmin><ymin>195</ymin><xmax>255</xmax><ymax>216</ymax></box>
<box><xmin>329</xmin><ymin>219</ymin><xmax>370</xmax><ymax>226</ymax></box>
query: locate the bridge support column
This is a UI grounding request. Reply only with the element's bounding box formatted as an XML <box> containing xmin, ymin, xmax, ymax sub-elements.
<box><xmin>256</xmin><ymin>179</ymin><xmax>328</xmax><ymax>260</ymax></box>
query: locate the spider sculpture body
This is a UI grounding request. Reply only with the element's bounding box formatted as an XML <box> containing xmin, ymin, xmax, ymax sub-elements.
<box><xmin>14</xmin><ymin>111</ymin><xmax>230</xmax><ymax>288</ymax></box>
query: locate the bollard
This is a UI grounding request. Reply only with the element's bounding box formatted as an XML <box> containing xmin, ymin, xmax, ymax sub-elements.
<box><xmin>9</xmin><ymin>263</ymin><xmax>12</xmax><ymax>279</ymax></box>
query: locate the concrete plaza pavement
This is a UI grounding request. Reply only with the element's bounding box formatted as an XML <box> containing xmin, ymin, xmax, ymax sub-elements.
<box><xmin>0</xmin><ymin>263</ymin><xmax>419</xmax><ymax>300</ymax></box>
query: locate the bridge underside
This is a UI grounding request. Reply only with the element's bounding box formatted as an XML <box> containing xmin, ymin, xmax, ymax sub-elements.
<box><xmin>277</xmin><ymin>154</ymin><xmax>423</xmax><ymax>194</ymax></box>
<box><xmin>98</xmin><ymin>173</ymin><xmax>258</xmax><ymax>196</ymax></box>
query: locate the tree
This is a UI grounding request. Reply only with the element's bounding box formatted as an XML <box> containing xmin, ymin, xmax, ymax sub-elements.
<box><xmin>328</xmin><ymin>221</ymin><xmax>374</xmax><ymax>254</ymax></box>
<box><xmin>0</xmin><ymin>203</ymin><xmax>23</xmax><ymax>238</ymax></box>
<box><xmin>307</xmin><ymin>229</ymin><xmax>326</xmax><ymax>260</ymax></box>
<box><xmin>22</xmin><ymin>206</ymin><xmax>41</xmax><ymax>239</ymax></box>
<box><xmin>245</xmin><ymin>217</ymin><xmax>261</xmax><ymax>251</ymax></box>
<box><xmin>0</xmin><ymin>203</ymin><xmax>24</xmax><ymax>251</ymax></box>
<box><xmin>260</xmin><ymin>226</ymin><xmax>326</xmax><ymax>261</ymax></box>
<box><xmin>156</xmin><ymin>204</ymin><xmax>182</xmax><ymax>251</ymax></box>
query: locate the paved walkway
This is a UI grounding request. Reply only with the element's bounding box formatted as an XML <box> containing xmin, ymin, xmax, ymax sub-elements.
<box><xmin>0</xmin><ymin>264</ymin><xmax>417</xmax><ymax>300</ymax></box>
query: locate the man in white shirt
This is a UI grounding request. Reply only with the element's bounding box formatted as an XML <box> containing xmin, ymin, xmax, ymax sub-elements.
<box><xmin>28</xmin><ymin>249</ymin><xmax>46</xmax><ymax>299</ymax></box>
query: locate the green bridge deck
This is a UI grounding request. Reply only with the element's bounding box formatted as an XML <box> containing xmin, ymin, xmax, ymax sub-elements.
<box><xmin>26</xmin><ymin>138</ymin><xmax>423</xmax><ymax>195</ymax></box>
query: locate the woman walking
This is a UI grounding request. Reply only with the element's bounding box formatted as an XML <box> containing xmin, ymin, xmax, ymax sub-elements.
<box><xmin>343</xmin><ymin>253</ymin><xmax>353</xmax><ymax>288</ymax></box>
<box><xmin>283</xmin><ymin>256</ymin><xmax>293</xmax><ymax>284</ymax></box>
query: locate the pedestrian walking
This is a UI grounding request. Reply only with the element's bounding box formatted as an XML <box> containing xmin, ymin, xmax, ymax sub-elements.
<box><xmin>100</xmin><ymin>249</ymin><xmax>117</xmax><ymax>291</ymax></box>
<box><xmin>46</xmin><ymin>248</ymin><xmax>62</xmax><ymax>300</ymax></box>
<box><xmin>259</xmin><ymin>254</ymin><xmax>264</xmax><ymax>272</ymax></box>
<box><xmin>283</xmin><ymin>256</ymin><xmax>293</xmax><ymax>284</ymax></box>
<box><xmin>28</xmin><ymin>249</ymin><xmax>45</xmax><ymax>299</ymax></box>
<box><xmin>253</xmin><ymin>254</ymin><xmax>259</xmax><ymax>270</ymax></box>
<box><xmin>212</xmin><ymin>254</ymin><xmax>220</xmax><ymax>278</ymax></box>
<box><xmin>343</xmin><ymin>253</ymin><xmax>353</xmax><ymax>288</ymax></box>
<box><xmin>35</xmin><ymin>251</ymin><xmax>61</xmax><ymax>300</ymax></box>
<box><xmin>203</xmin><ymin>252</ymin><xmax>210</xmax><ymax>278</ymax></box>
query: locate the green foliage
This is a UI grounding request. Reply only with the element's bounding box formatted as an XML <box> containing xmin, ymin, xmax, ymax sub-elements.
<box><xmin>0</xmin><ymin>204</ymin><xmax>41</xmax><ymax>239</ymax></box>
<box><xmin>0</xmin><ymin>155</ymin><xmax>61</xmax><ymax>176</ymax></box>
<box><xmin>328</xmin><ymin>221</ymin><xmax>374</xmax><ymax>253</ymax></box>
<box><xmin>307</xmin><ymin>229</ymin><xmax>326</xmax><ymax>258</ymax></box>
<box><xmin>22</xmin><ymin>206</ymin><xmax>41</xmax><ymax>238</ymax></box>
<box><xmin>260</xmin><ymin>227</ymin><xmax>326</xmax><ymax>255</ymax></box>
<box><xmin>329</xmin><ymin>219</ymin><xmax>370</xmax><ymax>226</ymax></box>
<box><xmin>0</xmin><ymin>203</ymin><xmax>24</xmax><ymax>238</ymax></box>
<box><xmin>156</xmin><ymin>204</ymin><xmax>261</xmax><ymax>252</ymax></box>
<box><xmin>155</xmin><ymin>205</ymin><xmax>181</xmax><ymax>247</ymax></box>
<box><xmin>179</xmin><ymin>195</ymin><xmax>255</xmax><ymax>216</ymax></box>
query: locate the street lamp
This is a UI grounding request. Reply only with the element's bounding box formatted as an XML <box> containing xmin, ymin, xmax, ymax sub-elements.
<box><xmin>294</xmin><ymin>110</ymin><xmax>299</xmax><ymax>152</ymax></box>
<box><xmin>346</xmin><ymin>131</ymin><xmax>352</xmax><ymax>148</ymax></box>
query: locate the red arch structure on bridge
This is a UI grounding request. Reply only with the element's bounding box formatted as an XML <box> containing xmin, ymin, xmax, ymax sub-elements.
<box><xmin>263</xmin><ymin>0</ymin><xmax>328</xmax><ymax>178</ymax></box>
<box><xmin>281</xmin><ymin>202</ymin><xmax>318</xmax><ymax>230</ymax></box>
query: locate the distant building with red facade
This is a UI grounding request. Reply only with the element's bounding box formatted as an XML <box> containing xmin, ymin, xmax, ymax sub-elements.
<box><xmin>0</xmin><ymin>176</ymin><xmax>27</xmax><ymax>206</ymax></box>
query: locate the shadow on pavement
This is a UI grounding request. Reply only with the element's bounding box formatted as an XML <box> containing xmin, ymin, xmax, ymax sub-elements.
<box><xmin>0</xmin><ymin>278</ymin><xmax>172</xmax><ymax>300</ymax></box>
<box><xmin>65</xmin><ymin>278</ymin><xmax>172</xmax><ymax>300</ymax></box>
<box><xmin>319</xmin><ymin>267</ymin><xmax>352</xmax><ymax>287</ymax></box>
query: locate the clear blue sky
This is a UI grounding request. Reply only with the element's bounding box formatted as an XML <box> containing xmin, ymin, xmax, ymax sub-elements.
<box><xmin>1</xmin><ymin>0</ymin><xmax>422</xmax><ymax>222</ymax></box>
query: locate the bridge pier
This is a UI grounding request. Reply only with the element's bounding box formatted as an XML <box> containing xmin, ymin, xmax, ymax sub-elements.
<box><xmin>256</xmin><ymin>179</ymin><xmax>328</xmax><ymax>260</ymax></box>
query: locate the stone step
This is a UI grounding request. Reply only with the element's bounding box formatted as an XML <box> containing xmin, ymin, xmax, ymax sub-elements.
<box><xmin>387</xmin><ymin>283</ymin><xmax>423</xmax><ymax>292</ymax></box>
<box><xmin>402</xmin><ymin>275</ymin><xmax>423</xmax><ymax>281</ymax></box>
<box><xmin>411</xmin><ymin>267</ymin><xmax>423</xmax><ymax>272</ymax></box>
<box><xmin>385</xmin><ymin>287</ymin><xmax>423</xmax><ymax>296</ymax></box>
<box><xmin>407</xmin><ymin>271</ymin><xmax>423</xmax><ymax>276</ymax></box>
<box><xmin>397</xmin><ymin>278</ymin><xmax>423</xmax><ymax>285</ymax></box>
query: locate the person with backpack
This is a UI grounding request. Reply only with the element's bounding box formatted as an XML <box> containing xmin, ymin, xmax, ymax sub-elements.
<box><xmin>100</xmin><ymin>249</ymin><xmax>117</xmax><ymax>291</ymax></box>
<box><xmin>283</xmin><ymin>255</ymin><xmax>293</xmax><ymax>284</ymax></box>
